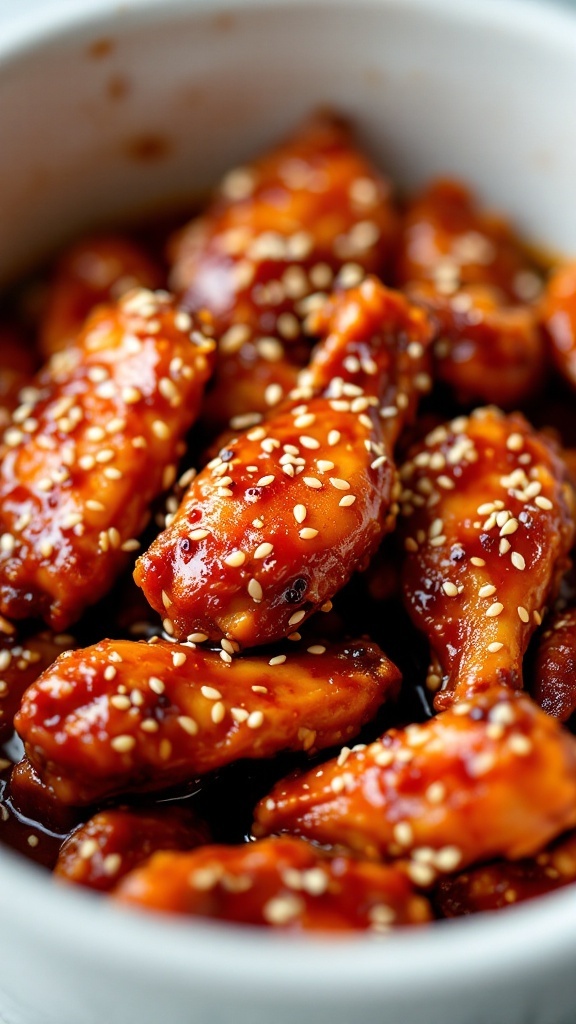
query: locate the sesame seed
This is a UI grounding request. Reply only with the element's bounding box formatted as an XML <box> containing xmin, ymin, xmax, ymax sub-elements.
<box><xmin>111</xmin><ymin>735</ymin><xmax>136</xmax><ymax>753</ymax></box>
<box><xmin>149</xmin><ymin>676</ymin><xmax>165</xmax><ymax>694</ymax></box>
<box><xmin>508</xmin><ymin>734</ymin><xmax>533</xmax><ymax>756</ymax></box>
<box><xmin>288</xmin><ymin>610</ymin><xmax>306</xmax><ymax>627</ymax></box>
<box><xmin>292</xmin><ymin>504</ymin><xmax>307</xmax><ymax>525</ymax></box>
<box><xmin>224</xmin><ymin>551</ymin><xmax>246</xmax><ymax>567</ymax></box>
<box><xmin>393</xmin><ymin>822</ymin><xmax>414</xmax><ymax>847</ymax></box>
<box><xmin>248</xmin><ymin>578</ymin><xmax>263</xmax><ymax>602</ymax></box>
<box><xmin>104</xmin><ymin>665</ymin><xmax>117</xmax><ymax>681</ymax></box>
<box><xmin>470</xmin><ymin>557</ymin><xmax>486</xmax><ymax>566</ymax></box>
<box><xmin>479</xmin><ymin>584</ymin><xmax>496</xmax><ymax>598</ymax></box>
<box><xmin>198</xmin><ymin>687</ymin><xmax>221</xmax><ymax>702</ymax></box>
<box><xmin>307</xmin><ymin>645</ymin><xmax>326</xmax><ymax>655</ymax></box>
<box><xmin>535</xmin><ymin>496</ymin><xmax>553</xmax><ymax>511</ymax></box>
<box><xmin>211</xmin><ymin>701</ymin><xmax>225</xmax><ymax>724</ymax></box>
<box><xmin>257</xmin><ymin>475</ymin><xmax>275</xmax><ymax>487</ymax></box>
<box><xmin>442</xmin><ymin>581</ymin><xmax>458</xmax><ymax>597</ymax></box>
<box><xmin>507</xmin><ymin>433</ymin><xmax>524</xmax><ymax>451</ymax></box>
<box><xmin>299</xmin><ymin>528</ymin><xmax>318</xmax><ymax>539</ymax></box>
<box><xmin>486</xmin><ymin>602</ymin><xmax>504</xmax><ymax>618</ymax></box>
<box><xmin>500</xmin><ymin>518</ymin><xmax>519</xmax><ymax>537</ymax></box>
<box><xmin>190</xmin><ymin>529</ymin><xmax>210</xmax><ymax>541</ymax></box>
<box><xmin>262</xmin><ymin>894</ymin><xmax>304</xmax><ymax>925</ymax></box>
<box><xmin>27</xmin><ymin>835</ymin><xmax>39</xmax><ymax>848</ymax></box>
<box><xmin>247</xmin><ymin>710</ymin><xmax>265</xmax><ymax>729</ymax></box>
<box><xmin>330</xmin><ymin>477</ymin><xmax>350</xmax><ymax>491</ymax></box>
<box><xmin>110</xmin><ymin>695</ymin><xmax>131</xmax><ymax>710</ymax></box>
<box><xmin>300</xmin><ymin>435</ymin><xmax>320</xmax><ymax>450</ymax></box>
<box><xmin>435</xmin><ymin>846</ymin><xmax>462</xmax><ymax>872</ymax></box>
<box><xmin>518</xmin><ymin>606</ymin><xmax>530</xmax><ymax>623</ymax></box>
<box><xmin>220</xmin><ymin>650</ymin><xmax>232</xmax><ymax>665</ymax></box>
<box><xmin>103</xmin><ymin>853</ymin><xmax>122</xmax><ymax>876</ymax></box>
<box><xmin>122</xmin><ymin>386</ymin><xmax>142</xmax><ymax>404</ymax></box>
<box><xmin>178</xmin><ymin>715</ymin><xmax>199</xmax><ymax>736</ymax></box>
<box><xmin>487</xmin><ymin>642</ymin><xmax>504</xmax><ymax>653</ymax></box>
<box><xmin>339</xmin><ymin>494</ymin><xmax>356</xmax><ymax>507</ymax></box>
<box><xmin>269</xmin><ymin>655</ymin><xmax>286</xmax><ymax>666</ymax></box>
<box><xmin>511</xmin><ymin>552</ymin><xmax>526</xmax><ymax>571</ymax></box>
<box><xmin>188</xmin><ymin>633</ymin><xmax>208</xmax><ymax>643</ymax></box>
<box><xmin>426</xmin><ymin>782</ymin><xmax>446</xmax><ymax>804</ymax></box>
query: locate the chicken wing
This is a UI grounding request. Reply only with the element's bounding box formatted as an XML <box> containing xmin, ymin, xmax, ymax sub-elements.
<box><xmin>0</xmin><ymin>628</ymin><xmax>76</xmax><ymax>742</ymax></box>
<box><xmin>395</xmin><ymin>178</ymin><xmax>540</xmax><ymax>302</ymax></box>
<box><xmin>15</xmin><ymin>636</ymin><xmax>400</xmax><ymax>805</ymax></box>
<box><xmin>253</xmin><ymin>688</ymin><xmax>576</xmax><ymax>881</ymax></box>
<box><xmin>539</xmin><ymin>261</ymin><xmax>576</xmax><ymax>391</ymax></box>
<box><xmin>435</xmin><ymin>830</ymin><xmax>576</xmax><ymax>917</ymax></box>
<box><xmin>169</xmin><ymin>112</ymin><xmax>400</xmax><ymax>429</ymax></box>
<box><xmin>531</xmin><ymin>606</ymin><xmax>576</xmax><ymax>722</ymax></box>
<box><xmin>55</xmin><ymin>807</ymin><xmax>210</xmax><ymax>891</ymax></box>
<box><xmin>399</xmin><ymin>407</ymin><xmax>575</xmax><ymax>709</ymax></box>
<box><xmin>113</xmin><ymin>836</ymin><xmax>432</xmax><ymax>931</ymax></box>
<box><xmin>39</xmin><ymin>234</ymin><xmax>164</xmax><ymax>358</ymax></box>
<box><xmin>0</xmin><ymin>288</ymin><xmax>216</xmax><ymax>630</ymax></box>
<box><xmin>135</xmin><ymin>277</ymin><xmax>434</xmax><ymax>647</ymax></box>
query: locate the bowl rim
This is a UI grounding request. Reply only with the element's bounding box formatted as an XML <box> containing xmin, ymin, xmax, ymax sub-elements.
<box><xmin>2</xmin><ymin>0</ymin><xmax>576</xmax><ymax>998</ymax></box>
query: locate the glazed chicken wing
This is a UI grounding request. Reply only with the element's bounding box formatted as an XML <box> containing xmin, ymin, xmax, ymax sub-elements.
<box><xmin>531</xmin><ymin>606</ymin><xmax>576</xmax><ymax>722</ymax></box>
<box><xmin>135</xmin><ymin>278</ymin><xmax>434</xmax><ymax>647</ymax></box>
<box><xmin>0</xmin><ymin>288</ymin><xmax>215</xmax><ymax>630</ymax></box>
<box><xmin>39</xmin><ymin>234</ymin><xmax>164</xmax><ymax>358</ymax></box>
<box><xmin>396</xmin><ymin>179</ymin><xmax>545</xmax><ymax>407</ymax></box>
<box><xmin>435</xmin><ymin>830</ymin><xmax>576</xmax><ymax>917</ymax></box>
<box><xmin>113</xmin><ymin>836</ymin><xmax>432</xmax><ymax>931</ymax></box>
<box><xmin>539</xmin><ymin>261</ymin><xmax>576</xmax><ymax>391</ymax></box>
<box><xmin>407</xmin><ymin>281</ymin><xmax>545</xmax><ymax>408</ymax></box>
<box><xmin>169</xmin><ymin>112</ymin><xmax>400</xmax><ymax>429</ymax></box>
<box><xmin>55</xmin><ymin>807</ymin><xmax>210</xmax><ymax>891</ymax></box>
<box><xmin>395</xmin><ymin>178</ymin><xmax>539</xmax><ymax>302</ymax></box>
<box><xmin>254</xmin><ymin>688</ymin><xmax>576</xmax><ymax>881</ymax></box>
<box><xmin>399</xmin><ymin>407</ymin><xmax>575</xmax><ymax>709</ymax></box>
<box><xmin>0</xmin><ymin>628</ymin><xmax>76</xmax><ymax>742</ymax></box>
<box><xmin>15</xmin><ymin>636</ymin><xmax>400</xmax><ymax>805</ymax></box>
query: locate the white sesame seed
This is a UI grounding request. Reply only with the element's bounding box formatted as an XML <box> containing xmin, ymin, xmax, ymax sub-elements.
<box><xmin>307</xmin><ymin>645</ymin><xmax>326</xmax><ymax>655</ymax></box>
<box><xmin>479</xmin><ymin>584</ymin><xmax>496</xmax><ymax>598</ymax></box>
<box><xmin>518</xmin><ymin>606</ymin><xmax>530</xmax><ymax>623</ymax></box>
<box><xmin>111</xmin><ymin>735</ymin><xmax>136</xmax><ymax>753</ymax></box>
<box><xmin>224</xmin><ymin>551</ymin><xmax>246</xmax><ymax>567</ymax></box>
<box><xmin>254</xmin><ymin>542</ymin><xmax>273</xmax><ymax>559</ymax></box>
<box><xmin>487</xmin><ymin>641</ymin><xmax>504</xmax><ymax>653</ymax></box>
<box><xmin>190</xmin><ymin>529</ymin><xmax>209</xmax><ymax>541</ymax></box>
<box><xmin>442</xmin><ymin>581</ymin><xmax>458</xmax><ymax>597</ymax></box>
<box><xmin>288</xmin><ymin>610</ymin><xmax>306</xmax><ymax>627</ymax></box>
<box><xmin>535</xmin><ymin>496</ymin><xmax>553</xmax><ymax>511</ymax></box>
<box><xmin>211</xmin><ymin>701</ymin><xmax>225</xmax><ymax>724</ymax></box>
<box><xmin>339</xmin><ymin>495</ymin><xmax>356</xmax><ymax>507</ymax></box>
<box><xmin>257</xmin><ymin>475</ymin><xmax>275</xmax><ymax>487</ymax></box>
<box><xmin>299</xmin><ymin>435</ymin><xmax>320</xmax><ymax>450</ymax></box>
<box><xmin>269</xmin><ymin>655</ymin><xmax>286</xmax><ymax>666</ymax></box>
<box><xmin>188</xmin><ymin>633</ymin><xmax>208</xmax><ymax>643</ymax></box>
<box><xmin>178</xmin><ymin>715</ymin><xmax>198</xmax><ymax>736</ymax></box>
<box><xmin>329</xmin><ymin>477</ymin><xmax>350</xmax><ymax>491</ymax></box>
<box><xmin>172</xmin><ymin>651</ymin><xmax>187</xmax><ymax>668</ymax></box>
<box><xmin>486</xmin><ymin>603</ymin><xmax>504</xmax><ymax>618</ymax></box>
<box><xmin>500</xmin><ymin>518</ymin><xmax>519</xmax><ymax>537</ymax></box>
<box><xmin>470</xmin><ymin>557</ymin><xmax>486</xmax><ymax>566</ymax></box>
<box><xmin>511</xmin><ymin>552</ymin><xmax>526</xmax><ymax>571</ymax></box>
<box><xmin>248</xmin><ymin>578</ymin><xmax>263</xmax><ymax>602</ymax></box>
<box><xmin>247</xmin><ymin>710</ymin><xmax>265</xmax><ymax>729</ymax></box>
<box><xmin>299</xmin><ymin>528</ymin><xmax>318</xmax><ymax>539</ymax></box>
<box><xmin>149</xmin><ymin>676</ymin><xmax>165</xmax><ymax>694</ymax></box>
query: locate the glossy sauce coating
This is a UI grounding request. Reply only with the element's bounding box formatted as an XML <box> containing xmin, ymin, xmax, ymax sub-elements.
<box><xmin>0</xmin><ymin>289</ymin><xmax>216</xmax><ymax>630</ymax></box>
<box><xmin>395</xmin><ymin>178</ymin><xmax>539</xmax><ymax>302</ymax></box>
<box><xmin>435</xmin><ymin>830</ymin><xmax>576</xmax><ymax>917</ymax></box>
<box><xmin>531</xmin><ymin>607</ymin><xmax>576</xmax><ymax>722</ymax></box>
<box><xmin>39</xmin><ymin>234</ymin><xmax>164</xmax><ymax>358</ymax></box>
<box><xmin>169</xmin><ymin>113</ymin><xmax>400</xmax><ymax>429</ymax></box>
<box><xmin>399</xmin><ymin>407</ymin><xmax>575</xmax><ymax>709</ymax></box>
<box><xmin>55</xmin><ymin>807</ymin><xmax>210</xmax><ymax>891</ymax></box>
<box><xmin>113</xmin><ymin>836</ymin><xmax>432</xmax><ymax>931</ymax></box>
<box><xmin>407</xmin><ymin>282</ymin><xmax>545</xmax><ymax>408</ymax></box>
<box><xmin>254</xmin><ymin>688</ymin><xmax>576</xmax><ymax>883</ymax></box>
<box><xmin>16</xmin><ymin>636</ymin><xmax>400</xmax><ymax>805</ymax></box>
<box><xmin>0</xmin><ymin>628</ymin><xmax>76</xmax><ymax>743</ymax></box>
<box><xmin>135</xmin><ymin>278</ymin><xmax>434</xmax><ymax>647</ymax></box>
<box><xmin>539</xmin><ymin>261</ymin><xmax>576</xmax><ymax>391</ymax></box>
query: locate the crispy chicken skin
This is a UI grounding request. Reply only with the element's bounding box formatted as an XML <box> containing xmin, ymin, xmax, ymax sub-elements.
<box><xmin>55</xmin><ymin>807</ymin><xmax>210</xmax><ymax>891</ymax></box>
<box><xmin>435</xmin><ymin>830</ymin><xmax>576</xmax><ymax>917</ymax></box>
<box><xmin>15</xmin><ymin>637</ymin><xmax>400</xmax><ymax>805</ymax></box>
<box><xmin>39</xmin><ymin>234</ymin><xmax>164</xmax><ymax>358</ymax></box>
<box><xmin>113</xmin><ymin>836</ymin><xmax>432</xmax><ymax>931</ymax></box>
<box><xmin>396</xmin><ymin>179</ymin><xmax>545</xmax><ymax>407</ymax></box>
<box><xmin>531</xmin><ymin>607</ymin><xmax>576</xmax><ymax>722</ymax></box>
<box><xmin>169</xmin><ymin>113</ymin><xmax>400</xmax><ymax>429</ymax></box>
<box><xmin>0</xmin><ymin>628</ymin><xmax>76</xmax><ymax>742</ymax></box>
<box><xmin>253</xmin><ymin>688</ymin><xmax>576</xmax><ymax>882</ymax></box>
<box><xmin>0</xmin><ymin>288</ymin><xmax>215</xmax><ymax>630</ymax></box>
<box><xmin>134</xmin><ymin>278</ymin><xmax>434</xmax><ymax>647</ymax></box>
<box><xmin>539</xmin><ymin>261</ymin><xmax>576</xmax><ymax>390</ymax></box>
<box><xmin>399</xmin><ymin>407</ymin><xmax>575</xmax><ymax>709</ymax></box>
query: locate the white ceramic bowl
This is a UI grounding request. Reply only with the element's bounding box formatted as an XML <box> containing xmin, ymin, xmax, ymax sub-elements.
<box><xmin>2</xmin><ymin>2</ymin><xmax>576</xmax><ymax>1022</ymax></box>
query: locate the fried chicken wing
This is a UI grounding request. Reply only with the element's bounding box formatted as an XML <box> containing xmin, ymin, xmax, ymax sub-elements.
<box><xmin>0</xmin><ymin>288</ymin><xmax>216</xmax><ymax>630</ymax></box>
<box><xmin>254</xmin><ymin>688</ymin><xmax>576</xmax><ymax>881</ymax></box>
<box><xmin>539</xmin><ymin>261</ymin><xmax>576</xmax><ymax>391</ymax></box>
<box><xmin>435</xmin><ymin>830</ymin><xmax>576</xmax><ymax>917</ymax></box>
<box><xmin>399</xmin><ymin>407</ymin><xmax>575</xmax><ymax>709</ymax></box>
<box><xmin>0</xmin><ymin>628</ymin><xmax>76</xmax><ymax>742</ymax></box>
<box><xmin>169</xmin><ymin>113</ymin><xmax>400</xmax><ymax>429</ymax></box>
<box><xmin>135</xmin><ymin>278</ymin><xmax>434</xmax><ymax>647</ymax></box>
<box><xmin>531</xmin><ymin>606</ymin><xmax>576</xmax><ymax>722</ymax></box>
<box><xmin>55</xmin><ymin>807</ymin><xmax>210</xmax><ymax>891</ymax></box>
<box><xmin>113</xmin><ymin>836</ymin><xmax>431</xmax><ymax>931</ymax></box>
<box><xmin>39</xmin><ymin>235</ymin><xmax>164</xmax><ymax>358</ymax></box>
<box><xmin>407</xmin><ymin>282</ymin><xmax>545</xmax><ymax>408</ymax></box>
<box><xmin>15</xmin><ymin>636</ymin><xmax>399</xmax><ymax>805</ymax></box>
<box><xmin>396</xmin><ymin>178</ymin><xmax>540</xmax><ymax>302</ymax></box>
